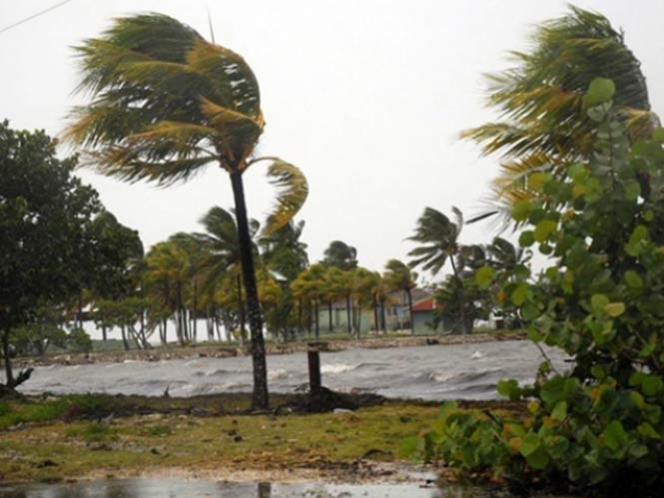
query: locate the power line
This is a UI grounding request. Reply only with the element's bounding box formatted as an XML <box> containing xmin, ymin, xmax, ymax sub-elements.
<box><xmin>0</xmin><ymin>0</ymin><xmax>76</xmax><ymax>35</ymax></box>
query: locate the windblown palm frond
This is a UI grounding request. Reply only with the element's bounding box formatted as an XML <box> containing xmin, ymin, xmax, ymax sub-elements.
<box><xmin>463</xmin><ymin>6</ymin><xmax>657</xmax><ymax>223</ymax></box>
<box><xmin>262</xmin><ymin>160</ymin><xmax>309</xmax><ymax>235</ymax></box>
<box><xmin>407</xmin><ymin>207</ymin><xmax>462</xmax><ymax>276</ymax></box>
<box><xmin>64</xmin><ymin>13</ymin><xmax>264</xmax><ymax>183</ymax></box>
<box><xmin>195</xmin><ymin>206</ymin><xmax>260</xmax><ymax>291</ymax></box>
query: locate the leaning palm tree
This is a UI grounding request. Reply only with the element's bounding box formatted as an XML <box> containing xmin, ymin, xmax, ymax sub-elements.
<box><xmin>408</xmin><ymin>207</ymin><xmax>471</xmax><ymax>333</ymax></box>
<box><xmin>383</xmin><ymin>259</ymin><xmax>418</xmax><ymax>335</ymax></box>
<box><xmin>408</xmin><ymin>207</ymin><xmax>464</xmax><ymax>277</ymax></box>
<box><xmin>463</xmin><ymin>6</ymin><xmax>656</xmax><ymax>223</ymax></box>
<box><xmin>64</xmin><ymin>14</ymin><xmax>308</xmax><ymax>410</ymax></box>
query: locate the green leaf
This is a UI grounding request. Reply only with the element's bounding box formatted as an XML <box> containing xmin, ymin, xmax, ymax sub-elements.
<box><xmin>642</xmin><ymin>376</ymin><xmax>664</xmax><ymax>397</ymax></box>
<box><xmin>475</xmin><ymin>266</ymin><xmax>496</xmax><ymax>289</ymax></box>
<box><xmin>544</xmin><ymin>435</ymin><xmax>569</xmax><ymax>459</ymax></box>
<box><xmin>591</xmin><ymin>294</ymin><xmax>609</xmax><ymax>315</ymax></box>
<box><xmin>637</xmin><ymin>422</ymin><xmax>661</xmax><ymax>440</ymax></box>
<box><xmin>551</xmin><ymin>401</ymin><xmax>568</xmax><ymax>421</ymax></box>
<box><xmin>519</xmin><ymin>230</ymin><xmax>535</xmax><ymax>247</ymax></box>
<box><xmin>584</xmin><ymin>77</ymin><xmax>616</xmax><ymax>107</ymax></box>
<box><xmin>534</xmin><ymin>220</ymin><xmax>558</xmax><ymax>243</ymax></box>
<box><xmin>511</xmin><ymin>283</ymin><xmax>530</xmax><ymax>306</ymax></box>
<box><xmin>626</xmin><ymin>225</ymin><xmax>649</xmax><ymax>256</ymax></box>
<box><xmin>497</xmin><ymin>379</ymin><xmax>521</xmax><ymax>400</ymax></box>
<box><xmin>624</xmin><ymin>180</ymin><xmax>641</xmax><ymax>201</ymax></box>
<box><xmin>512</xmin><ymin>200</ymin><xmax>532</xmax><ymax>222</ymax></box>
<box><xmin>653</xmin><ymin>127</ymin><xmax>664</xmax><ymax>142</ymax></box>
<box><xmin>526</xmin><ymin>446</ymin><xmax>550</xmax><ymax>470</ymax></box>
<box><xmin>438</xmin><ymin>400</ymin><xmax>459</xmax><ymax>418</ymax></box>
<box><xmin>604</xmin><ymin>302</ymin><xmax>626</xmax><ymax>317</ymax></box>
<box><xmin>529</xmin><ymin>172</ymin><xmax>552</xmax><ymax>192</ymax></box>
<box><xmin>520</xmin><ymin>433</ymin><xmax>541</xmax><ymax>457</ymax></box>
<box><xmin>603</xmin><ymin>420</ymin><xmax>626</xmax><ymax>450</ymax></box>
<box><xmin>624</xmin><ymin>271</ymin><xmax>643</xmax><ymax>289</ymax></box>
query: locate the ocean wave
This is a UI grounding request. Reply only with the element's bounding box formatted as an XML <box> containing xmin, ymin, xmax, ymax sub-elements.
<box><xmin>268</xmin><ymin>368</ymin><xmax>289</xmax><ymax>380</ymax></box>
<box><xmin>205</xmin><ymin>368</ymin><xmax>230</xmax><ymax>377</ymax></box>
<box><xmin>427</xmin><ymin>370</ymin><xmax>493</xmax><ymax>384</ymax></box>
<box><xmin>321</xmin><ymin>363</ymin><xmax>357</xmax><ymax>374</ymax></box>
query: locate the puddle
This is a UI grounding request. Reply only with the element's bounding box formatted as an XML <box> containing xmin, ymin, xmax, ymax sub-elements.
<box><xmin>0</xmin><ymin>478</ymin><xmax>496</xmax><ymax>498</ymax></box>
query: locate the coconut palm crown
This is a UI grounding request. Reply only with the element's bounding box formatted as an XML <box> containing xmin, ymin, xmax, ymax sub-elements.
<box><xmin>463</xmin><ymin>6</ymin><xmax>656</xmax><ymax>221</ymax></box>
<box><xmin>64</xmin><ymin>13</ymin><xmax>308</xmax><ymax>410</ymax></box>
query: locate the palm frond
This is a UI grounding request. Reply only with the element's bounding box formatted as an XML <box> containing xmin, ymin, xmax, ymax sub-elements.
<box><xmin>462</xmin><ymin>6</ymin><xmax>657</xmax><ymax>219</ymax></box>
<box><xmin>64</xmin><ymin>13</ymin><xmax>264</xmax><ymax>184</ymax></box>
<box><xmin>262</xmin><ymin>160</ymin><xmax>309</xmax><ymax>235</ymax></box>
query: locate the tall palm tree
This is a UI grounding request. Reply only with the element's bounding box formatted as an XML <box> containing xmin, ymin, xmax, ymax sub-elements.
<box><xmin>463</xmin><ymin>6</ymin><xmax>656</xmax><ymax>223</ymax></box>
<box><xmin>64</xmin><ymin>14</ymin><xmax>308</xmax><ymax>410</ymax></box>
<box><xmin>408</xmin><ymin>207</ymin><xmax>470</xmax><ymax>333</ymax></box>
<box><xmin>383</xmin><ymin>259</ymin><xmax>418</xmax><ymax>335</ymax></box>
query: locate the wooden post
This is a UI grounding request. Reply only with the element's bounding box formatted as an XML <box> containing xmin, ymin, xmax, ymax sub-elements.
<box><xmin>307</xmin><ymin>345</ymin><xmax>322</xmax><ymax>394</ymax></box>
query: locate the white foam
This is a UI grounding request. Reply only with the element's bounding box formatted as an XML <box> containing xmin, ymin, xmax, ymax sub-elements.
<box><xmin>321</xmin><ymin>363</ymin><xmax>357</xmax><ymax>374</ymax></box>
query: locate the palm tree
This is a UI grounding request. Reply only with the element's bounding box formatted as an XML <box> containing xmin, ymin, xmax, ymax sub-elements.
<box><xmin>351</xmin><ymin>268</ymin><xmax>379</xmax><ymax>338</ymax></box>
<box><xmin>408</xmin><ymin>207</ymin><xmax>472</xmax><ymax>333</ymax></box>
<box><xmin>408</xmin><ymin>207</ymin><xmax>463</xmax><ymax>276</ymax></box>
<box><xmin>383</xmin><ymin>259</ymin><xmax>418</xmax><ymax>335</ymax></box>
<box><xmin>323</xmin><ymin>241</ymin><xmax>358</xmax><ymax>271</ymax></box>
<box><xmin>144</xmin><ymin>240</ymin><xmax>190</xmax><ymax>345</ymax></box>
<box><xmin>291</xmin><ymin>264</ymin><xmax>326</xmax><ymax>338</ymax></box>
<box><xmin>462</xmin><ymin>6</ymin><xmax>656</xmax><ymax>222</ymax></box>
<box><xmin>64</xmin><ymin>14</ymin><xmax>308</xmax><ymax>410</ymax></box>
<box><xmin>486</xmin><ymin>237</ymin><xmax>531</xmax><ymax>274</ymax></box>
<box><xmin>196</xmin><ymin>206</ymin><xmax>260</xmax><ymax>342</ymax></box>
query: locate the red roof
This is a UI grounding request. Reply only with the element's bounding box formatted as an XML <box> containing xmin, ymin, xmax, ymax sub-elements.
<box><xmin>411</xmin><ymin>297</ymin><xmax>436</xmax><ymax>312</ymax></box>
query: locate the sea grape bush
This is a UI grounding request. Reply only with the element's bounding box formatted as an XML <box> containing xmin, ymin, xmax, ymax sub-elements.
<box><xmin>406</xmin><ymin>79</ymin><xmax>664</xmax><ymax>496</ymax></box>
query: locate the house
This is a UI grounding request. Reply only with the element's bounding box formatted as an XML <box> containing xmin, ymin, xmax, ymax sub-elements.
<box><xmin>410</xmin><ymin>296</ymin><xmax>442</xmax><ymax>334</ymax></box>
<box><xmin>315</xmin><ymin>288</ymin><xmax>435</xmax><ymax>335</ymax></box>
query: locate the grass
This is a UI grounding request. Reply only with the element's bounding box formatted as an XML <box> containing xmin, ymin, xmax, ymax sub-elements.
<box><xmin>0</xmin><ymin>393</ymin><xmax>442</xmax><ymax>483</ymax></box>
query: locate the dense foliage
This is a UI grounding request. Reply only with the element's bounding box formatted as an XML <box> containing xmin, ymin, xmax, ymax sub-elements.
<box><xmin>407</xmin><ymin>82</ymin><xmax>664</xmax><ymax>496</ymax></box>
<box><xmin>0</xmin><ymin>121</ymin><xmax>132</xmax><ymax>388</ymax></box>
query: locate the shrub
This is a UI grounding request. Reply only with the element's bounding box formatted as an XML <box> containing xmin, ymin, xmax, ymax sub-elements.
<box><xmin>410</xmin><ymin>80</ymin><xmax>664</xmax><ymax>496</ymax></box>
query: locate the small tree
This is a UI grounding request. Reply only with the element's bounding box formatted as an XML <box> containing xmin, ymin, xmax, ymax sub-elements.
<box><xmin>0</xmin><ymin>122</ymin><xmax>105</xmax><ymax>391</ymax></box>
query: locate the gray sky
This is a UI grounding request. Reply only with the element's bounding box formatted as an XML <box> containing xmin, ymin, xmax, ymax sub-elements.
<box><xmin>2</xmin><ymin>0</ymin><xmax>662</xmax><ymax>280</ymax></box>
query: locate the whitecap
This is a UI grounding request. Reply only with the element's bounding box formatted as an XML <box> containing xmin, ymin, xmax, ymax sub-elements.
<box><xmin>268</xmin><ymin>368</ymin><xmax>288</xmax><ymax>380</ymax></box>
<box><xmin>321</xmin><ymin>363</ymin><xmax>357</xmax><ymax>374</ymax></box>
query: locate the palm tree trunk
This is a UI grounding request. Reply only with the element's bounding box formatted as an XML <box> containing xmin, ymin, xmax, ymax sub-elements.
<box><xmin>1</xmin><ymin>327</ymin><xmax>14</xmax><ymax>388</ymax></box>
<box><xmin>345</xmin><ymin>294</ymin><xmax>352</xmax><ymax>334</ymax></box>
<box><xmin>192</xmin><ymin>274</ymin><xmax>198</xmax><ymax>342</ymax></box>
<box><xmin>406</xmin><ymin>289</ymin><xmax>414</xmax><ymax>335</ymax></box>
<box><xmin>297</xmin><ymin>299</ymin><xmax>303</xmax><ymax>337</ymax></box>
<box><xmin>380</xmin><ymin>299</ymin><xmax>387</xmax><ymax>334</ymax></box>
<box><xmin>372</xmin><ymin>298</ymin><xmax>379</xmax><ymax>335</ymax></box>
<box><xmin>121</xmin><ymin>325</ymin><xmax>130</xmax><ymax>351</ymax></box>
<box><xmin>236</xmin><ymin>273</ymin><xmax>246</xmax><ymax>343</ymax></box>
<box><xmin>449</xmin><ymin>257</ymin><xmax>468</xmax><ymax>334</ymax></box>
<box><xmin>327</xmin><ymin>302</ymin><xmax>333</xmax><ymax>333</ymax></box>
<box><xmin>314</xmin><ymin>300</ymin><xmax>320</xmax><ymax>338</ymax></box>
<box><xmin>230</xmin><ymin>169</ymin><xmax>269</xmax><ymax>411</ymax></box>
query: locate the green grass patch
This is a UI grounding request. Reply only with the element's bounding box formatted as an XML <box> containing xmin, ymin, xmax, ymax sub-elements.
<box><xmin>0</xmin><ymin>396</ymin><xmax>440</xmax><ymax>482</ymax></box>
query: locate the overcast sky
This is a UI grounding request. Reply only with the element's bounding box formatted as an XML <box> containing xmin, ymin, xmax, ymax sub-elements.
<box><xmin>2</xmin><ymin>0</ymin><xmax>662</xmax><ymax>280</ymax></box>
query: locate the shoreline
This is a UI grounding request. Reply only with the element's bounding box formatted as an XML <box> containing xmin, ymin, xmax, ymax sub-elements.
<box><xmin>13</xmin><ymin>331</ymin><xmax>525</xmax><ymax>368</ymax></box>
